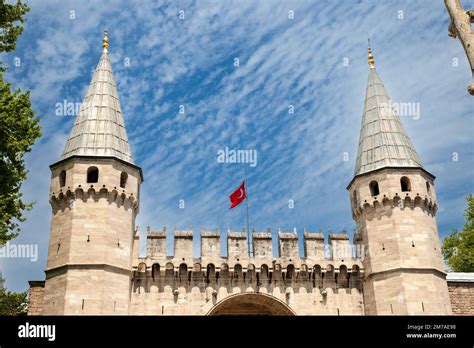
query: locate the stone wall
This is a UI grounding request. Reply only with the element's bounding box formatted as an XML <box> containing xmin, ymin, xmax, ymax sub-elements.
<box><xmin>28</xmin><ymin>274</ymin><xmax>474</xmax><ymax>315</ymax></box>
<box><xmin>447</xmin><ymin>277</ymin><xmax>474</xmax><ymax>315</ymax></box>
<box><xmin>27</xmin><ymin>281</ymin><xmax>45</xmax><ymax>316</ymax></box>
<box><xmin>130</xmin><ymin>285</ymin><xmax>365</xmax><ymax>315</ymax></box>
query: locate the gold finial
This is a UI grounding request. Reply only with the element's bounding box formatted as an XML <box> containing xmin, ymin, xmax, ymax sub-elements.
<box><xmin>102</xmin><ymin>29</ymin><xmax>109</xmax><ymax>52</ymax></box>
<box><xmin>367</xmin><ymin>37</ymin><xmax>375</xmax><ymax>68</ymax></box>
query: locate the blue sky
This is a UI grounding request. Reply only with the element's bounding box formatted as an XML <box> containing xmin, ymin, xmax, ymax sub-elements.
<box><xmin>0</xmin><ymin>0</ymin><xmax>473</xmax><ymax>292</ymax></box>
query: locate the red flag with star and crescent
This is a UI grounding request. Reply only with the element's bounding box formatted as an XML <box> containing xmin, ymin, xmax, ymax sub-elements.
<box><xmin>229</xmin><ymin>181</ymin><xmax>246</xmax><ymax>209</ymax></box>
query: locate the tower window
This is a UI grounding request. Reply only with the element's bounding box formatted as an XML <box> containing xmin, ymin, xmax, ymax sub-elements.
<box><xmin>426</xmin><ymin>181</ymin><xmax>430</xmax><ymax>193</ymax></box>
<box><xmin>352</xmin><ymin>190</ymin><xmax>357</xmax><ymax>207</ymax></box>
<box><xmin>59</xmin><ymin>170</ymin><xmax>66</xmax><ymax>187</ymax></box>
<box><xmin>369</xmin><ymin>181</ymin><xmax>379</xmax><ymax>196</ymax></box>
<box><xmin>120</xmin><ymin>172</ymin><xmax>128</xmax><ymax>188</ymax></box>
<box><xmin>400</xmin><ymin>177</ymin><xmax>411</xmax><ymax>192</ymax></box>
<box><xmin>87</xmin><ymin>166</ymin><xmax>99</xmax><ymax>183</ymax></box>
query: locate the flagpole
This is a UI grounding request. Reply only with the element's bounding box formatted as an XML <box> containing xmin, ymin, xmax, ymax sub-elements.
<box><xmin>244</xmin><ymin>168</ymin><xmax>251</xmax><ymax>257</ymax></box>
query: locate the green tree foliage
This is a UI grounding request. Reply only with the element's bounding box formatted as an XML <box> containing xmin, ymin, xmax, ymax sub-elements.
<box><xmin>0</xmin><ymin>77</ymin><xmax>41</xmax><ymax>244</ymax></box>
<box><xmin>0</xmin><ymin>276</ymin><xmax>28</xmax><ymax>315</ymax></box>
<box><xmin>0</xmin><ymin>0</ymin><xmax>29</xmax><ymax>70</ymax></box>
<box><xmin>442</xmin><ymin>195</ymin><xmax>474</xmax><ymax>272</ymax></box>
<box><xmin>0</xmin><ymin>1</ymin><xmax>41</xmax><ymax>245</ymax></box>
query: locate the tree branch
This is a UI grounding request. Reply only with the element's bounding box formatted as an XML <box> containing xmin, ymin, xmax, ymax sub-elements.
<box><xmin>445</xmin><ymin>0</ymin><xmax>474</xmax><ymax>95</ymax></box>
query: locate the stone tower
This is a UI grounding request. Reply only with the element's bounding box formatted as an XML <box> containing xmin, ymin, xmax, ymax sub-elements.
<box><xmin>43</xmin><ymin>31</ymin><xmax>143</xmax><ymax>314</ymax></box>
<box><xmin>347</xmin><ymin>46</ymin><xmax>452</xmax><ymax>315</ymax></box>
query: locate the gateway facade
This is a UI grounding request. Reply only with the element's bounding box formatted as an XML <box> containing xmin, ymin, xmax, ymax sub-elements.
<box><xmin>30</xmin><ymin>32</ymin><xmax>454</xmax><ymax>315</ymax></box>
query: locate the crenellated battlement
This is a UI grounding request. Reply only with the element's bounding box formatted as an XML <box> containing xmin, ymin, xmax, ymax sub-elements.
<box><xmin>137</xmin><ymin>226</ymin><xmax>361</xmax><ymax>262</ymax></box>
<box><xmin>132</xmin><ymin>226</ymin><xmax>364</xmax><ymax>299</ymax></box>
<box><xmin>278</xmin><ymin>229</ymin><xmax>298</xmax><ymax>259</ymax></box>
<box><xmin>252</xmin><ymin>230</ymin><xmax>272</xmax><ymax>258</ymax></box>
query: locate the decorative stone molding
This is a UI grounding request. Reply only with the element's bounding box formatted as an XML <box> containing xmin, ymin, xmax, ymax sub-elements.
<box><xmin>352</xmin><ymin>193</ymin><xmax>437</xmax><ymax>218</ymax></box>
<box><xmin>49</xmin><ymin>185</ymin><xmax>139</xmax><ymax>212</ymax></box>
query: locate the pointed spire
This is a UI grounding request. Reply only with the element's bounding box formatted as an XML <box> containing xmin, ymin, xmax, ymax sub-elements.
<box><xmin>61</xmin><ymin>30</ymin><xmax>134</xmax><ymax>164</ymax></box>
<box><xmin>102</xmin><ymin>29</ymin><xmax>109</xmax><ymax>52</ymax></box>
<box><xmin>367</xmin><ymin>37</ymin><xmax>375</xmax><ymax>68</ymax></box>
<box><xmin>354</xmin><ymin>44</ymin><xmax>423</xmax><ymax>176</ymax></box>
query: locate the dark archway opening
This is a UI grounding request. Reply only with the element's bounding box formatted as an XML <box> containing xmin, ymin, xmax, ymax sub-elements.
<box><xmin>207</xmin><ymin>293</ymin><xmax>295</xmax><ymax>316</ymax></box>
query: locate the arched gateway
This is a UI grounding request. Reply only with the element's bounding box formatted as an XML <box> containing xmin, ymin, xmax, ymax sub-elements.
<box><xmin>207</xmin><ymin>293</ymin><xmax>296</xmax><ymax>316</ymax></box>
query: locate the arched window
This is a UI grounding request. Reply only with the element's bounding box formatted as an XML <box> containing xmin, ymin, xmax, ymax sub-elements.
<box><xmin>120</xmin><ymin>172</ymin><xmax>128</xmax><ymax>188</ymax></box>
<box><xmin>400</xmin><ymin>177</ymin><xmax>411</xmax><ymax>192</ymax></box>
<box><xmin>426</xmin><ymin>181</ymin><xmax>430</xmax><ymax>193</ymax></box>
<box><xmin>87</xmin><ymin>166</ymin><xmax>99</xmax><ymax>183</ymax></box>
<box><xmin>369</xmin><ymin>181</ymin><xmax>379</xmax><ymax>196</ymax></box>
<box><xmin>260</xmin><ymin>264</ymin><xmax>269</xmax><ymax>279</ymax></box>
<box><xmin>59</xmin><ymin>170</ymin><xmax>66</xmax><ymax>187</ymax></box>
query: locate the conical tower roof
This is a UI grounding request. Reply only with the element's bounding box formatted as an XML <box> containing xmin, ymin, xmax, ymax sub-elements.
<box><xmin>61</xmin><ymin>30</ymin><xmax>134</xmax><ymax>164</ymax></box>
<box><xmin>354</xmin><ymin>46</ymin><xmax>422</xmax><ymax>176</ymax></box>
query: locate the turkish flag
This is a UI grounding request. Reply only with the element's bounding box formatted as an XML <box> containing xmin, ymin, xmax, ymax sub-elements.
<box><xmin>229</xmin><ymin>181</ymin><xmax>246</xmax><ymax>209</ymax></box>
